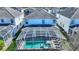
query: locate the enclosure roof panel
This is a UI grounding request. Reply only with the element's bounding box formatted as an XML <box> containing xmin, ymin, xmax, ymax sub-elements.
<box><xmin>16</xmin><ymin>26</ymin><xmax>62</xmax><ymax>40</ymax></box>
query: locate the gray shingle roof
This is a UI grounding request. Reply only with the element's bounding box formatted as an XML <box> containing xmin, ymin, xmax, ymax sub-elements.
<box><xmin>58</xmin><ymin>8</ymin><xmax>77</xmax><ymax>18</ymax></box>
<box><xmin>0</xmin><ymin>7</ymin><xmax>22</xmax><ymax>19</ymax></box>
<box><xmin>25</xmin><ymin>9</ymin><xmax>57</xmax><ymax>19</ymax></box>
<box><xmin>0</xmin><ymin>25</ymin><xmax>14</xmax><ymax>38</ymax></box>
<box><xmin>71</xmin><ymin>9</ymin><xmax>79</xmax><ymax>19</ymax></box>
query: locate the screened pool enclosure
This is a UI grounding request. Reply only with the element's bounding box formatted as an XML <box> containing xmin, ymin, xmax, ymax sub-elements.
<box><xmin>0</xmin><ymin>25</ymin><xmax>14</xmax><ymax>46</ymax></box>
<box><xmin>16</xmin><ymin>26</ymin><xmax>62</xmax><ymax>50</ymax></box>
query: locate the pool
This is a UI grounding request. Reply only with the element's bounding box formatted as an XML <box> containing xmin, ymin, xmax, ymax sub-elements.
<box><xmin>24</xmin><ymin>38</ymin><xmax>51</xmax><ymax>49</ymax></box>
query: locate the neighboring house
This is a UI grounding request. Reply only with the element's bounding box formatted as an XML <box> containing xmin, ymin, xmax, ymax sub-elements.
<box><xmin>44</xmin><ymin>7</ymin><xmax>66</xmax><ymax>14</ymax></box>
<box><xmin>0</xmin><ymin>7</ymin><xmax>24</xmax><ymax>49</ymax></box>
<box><xmin>69</xmin><ymin>27</ymin><xmax>79</xmax><ymax>48</ymax></box>
<box><xmin>56</xmin><ymin>7</ymin><xmax>77</xmax><ymax>33</ymax></box>
<box><xmin>11</xmin><ymin>7</ymin><xmax>24</xmax><ymax>12</ymax></box>
<box><xmin>0</xmin><ymin>7</ymin><xmax>24</xmax><ymax>37</ymax></box>
<box><xmin>56</xmin><ymin>7</ymin><xmax>79</xmax><ymax>49</ymax></box>
<box><xmin>68</xmin><ymin>9</ymin><xmax>79</xmax><ymax>48</ymax></box>
<box><xmin>24</xmin><ymin>9</ymin><xmax>57</xmax><ymax>27</ymax></box>
<box><xmin>12</xmin><ymin>7</ymin><xmax>35</xmax><ymax>16</ymax></box>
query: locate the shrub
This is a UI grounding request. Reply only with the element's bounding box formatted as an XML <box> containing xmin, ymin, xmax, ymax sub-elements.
<box><xmin>0</xmin><ymin>40</ymin><xmax>4</xmax><ymax>50</ymax></box>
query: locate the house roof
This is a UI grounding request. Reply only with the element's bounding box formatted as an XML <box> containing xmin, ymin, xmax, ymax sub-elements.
<box><xmin>0</xmin><ymin>7</ymin><xmax>22</xmax><ymax>19</ymax></box>
<box><xmin>71</xmin><ymin>9</ymin><xmax>79</xmax><ymax>19</ymax></box>
<box><xmin>58</xmin><ymin>8</ymin><xmax>77</xmax><ymax>18</ymax></box>
<box><xmin>25</xmin><ymin>9</ymin><xmax>57</xmax><ymax>19</ymax></box>
<box><xmin>0</xmin><ymin>25</ymin><xmax>14</xmax><ymax>38</ymax></box>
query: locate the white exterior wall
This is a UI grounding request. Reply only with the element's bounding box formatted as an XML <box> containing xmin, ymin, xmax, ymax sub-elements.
<box><xmin>12</xmin><ymin>22</ymin><xmax>23</xmax><ymax>37</ymax></box>
<box><xmin>48</xmin><ymin>10</ymin><xmax>52</xmax><ymax>14</ymax></box>
<box><xmin>13</xmin><ymin>14</ymin><xmax>24</xmax><ymax>36</ymax></box>
<box><xmin>14</xmin><ymin>14</ymin><xmax>24</xmax><ymax>25</ymax></box>
<box><xmin>56</xmin><ymin>14</ymin><xmax>71</xmax><ymax>33</ymax></box>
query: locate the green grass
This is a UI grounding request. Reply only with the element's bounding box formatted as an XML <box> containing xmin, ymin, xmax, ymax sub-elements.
<box><xmin>6</xmin><ymin>40</ymin><xmax>16</xmax><ymax>51</ymax></box>
<box><xmin>0</xmin><ymin>39</ymin><xmax>4</xmax><ymax>50</ymax></box>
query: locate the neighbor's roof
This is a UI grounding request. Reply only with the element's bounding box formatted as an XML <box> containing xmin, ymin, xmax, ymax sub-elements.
<box><xmin>58</xmin><ymin>8</ymin><xmax>77</xmax><ymax>18</ymax></box>
<box><xmin>0</xmin><ymin>25</ymin><xmax>14</xmax><ymax>38</ymax></box>
<box><xmin>25</xmin><ymin>9</ymin><xmax>57</xmax><ymax>19</ymax></box>
<box><xmin>0</xmin><ymin>7</ymin><xmax>23</xmax><ymax>19</ymax></box>
<box><xmin>71</xmin><ymin>9</ymin><xmax>79</xmax><ymax>19</ymax></box>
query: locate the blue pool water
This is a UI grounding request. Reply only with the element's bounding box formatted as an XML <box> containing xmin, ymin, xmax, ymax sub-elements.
<box><xmin>24</xmin><ymin>38</ymin><xmax>51</xmax><ymax>49</ymax></box>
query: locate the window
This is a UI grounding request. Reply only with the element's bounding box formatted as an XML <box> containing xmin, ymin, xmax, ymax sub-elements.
<box><xmin>20</xmin><ymin>23</ymin><xmax>21</xmax><ymax>26</ymax></box>
<box><xmin>1</xmin><ymin>19</ymin><xmax>4</xmax><ymax>23</ymax></box>
<box><xmin>17</xmin><ymin>26</ymin><xmax>18</xmax><ymax>29</ymax></box>
<box><xmin>63</xmin><ymin>24</ymin><xmax>64</xmax><ymax>27</ymax></box>
<box><xmin>26</xmin><ymin>21</ymin><xmax>28</xmax><ymax>24</ymax></box>
<box><xmin>11</xmin><ymin>19</ymin><xmax>14</xmax><ymax>23</ymax></box>
<box><xmin>60</xmin><ymin>22</ymin><xmax>62</xmax><ymax>25</ymax></box>
<box><xmin>42</xmin><ymin>20</ymin><xmax>45</xmax><ymax>24</ymax></box>
<box><xmin>74</xmin><ymin>32</ymin><xmax>77</xmax><ymax>34</ymax></box>
<box><xmin>71</xmin><ymin>20</ymin><xmax>74</xmax><ymax>25</ymax></box>
<box><xmin>53</xmin><ymin>20</ymin><xmax>56</xmax><ymax>23</ymax></box>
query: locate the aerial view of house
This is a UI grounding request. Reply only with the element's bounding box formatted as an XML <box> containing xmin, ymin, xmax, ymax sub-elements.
<box><xmin>16</xmin><ymin>9</ymin><xmax>66</xmax><ymax>51</ymax></box>
<box><xmin>0</xmin><ymin>7</ymin><xmax>79</xmax><ymax>51</ymax></box>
